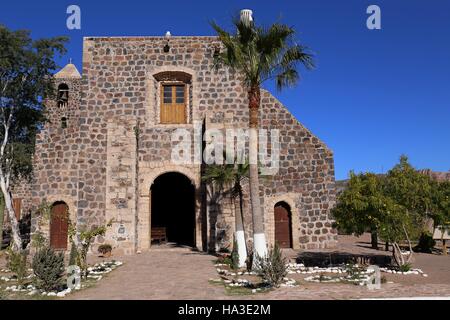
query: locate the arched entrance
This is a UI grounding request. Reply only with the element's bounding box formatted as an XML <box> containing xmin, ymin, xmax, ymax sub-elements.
<box><xmin>274</xmin><ymin>201</ymin><xmax>292</xmax><ymax>248</ymax></box>
<box><xmin>151</xmin><ymin>172</ymin><xmax>195</xmax><ymax>247</ymax></box>
<box><xmin>50</xmin><ymin>201</ymin><xmax>69</xmax><ymax>250</ymax></box>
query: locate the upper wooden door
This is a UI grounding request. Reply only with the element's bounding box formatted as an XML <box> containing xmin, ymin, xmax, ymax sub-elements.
<box><xmin>50</xmin><ymin>202</ymin><xmax>69</xmax><ymax>250</ymax></box>
<box><xmin>274</xmin><ymin>203</ymin><xmax>292</xmax><ymax>248</ymax></box>
<box><xmin>12</xmin><ymin>198</ymin><xmax>22</xmax><ymax>221</ymax></box>
<box><xmin>160</xmin><ymin>84</ymin><xmax>186</xmax><ymax>124</ymax></box>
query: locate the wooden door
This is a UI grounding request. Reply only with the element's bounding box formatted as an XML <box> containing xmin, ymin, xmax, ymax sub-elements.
<box><xmin>50</xmin><ymin>202</ymin><xmax>68</xmax><ymax>250</ymax></box>
<box><xmin>12</xmin><ymin>198</ymin><xmax>22</xmax><ymax>221</ymax></box>
<box><xmin>160</xmin><ymin>84</ymin><xmax>186</xmax><ymax>124</ymax></box>
<box><xmin>274</xmin><ymin>203</ymin><xmax>292</xmax><ymax>248</ymax></box>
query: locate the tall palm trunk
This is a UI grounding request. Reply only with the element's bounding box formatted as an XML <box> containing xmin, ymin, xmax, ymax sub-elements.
<box><xmin>233</xmin><ymin>183</ymin><xmax>247</xmax><ymax>267</ymax></box>
<box><xmin>248</xmin><ymin>85</ymin><xmax>267</xmax><ymax>259</ymax></box>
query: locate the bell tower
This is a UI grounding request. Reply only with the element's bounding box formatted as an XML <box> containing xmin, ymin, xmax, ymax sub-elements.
<box><xmin>49</xmin><ymin>60</ymin><xmax>81</xmax><ymax>129</ymax></box>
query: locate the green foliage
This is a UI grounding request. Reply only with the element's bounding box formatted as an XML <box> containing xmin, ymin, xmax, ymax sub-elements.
<box><xmin>414</xmin><ymin>232</ymin><xmax>436</xmax><ymax>253</ymax></box>
<box><xmin>230</xmin><ymin>238</ymin><xmax>239</xmax><ymax>270</ymax></box>
<box><xmin>97</xmin><ymin>244</ymin><xmax>112</xmax><ymax>255</ymax></box>
<box><xmin>332</xmin><ymin>155</ymin><xmax>450</xmax><ymax>267</ymax></box>
<box><xmin>74</xmin><ymin>220</ymin><xmax>113</xmax><ymax>278</ymax></box>
<box><xmin>32</xmin><ymin>247</ymin><xmax>65</xmax><ymax>291</ymax></box>
<box><xmin>429</xmin><ymin>180</ymin><xmax>450</xmax><ymax>228</ymax></box>
<box><xmin>68</xmin><ymin>241</ymin><xmax>78</xmax><ymax>266</ymax></box>
<box><xmin>332</xmin><ymin>172</ymin><xmax>387</xmax><ymax>236</ymax></box>
<box><xmin>254</xmin><ymin>243</ymin><xmax>287</xmax><ymax>287</ymax></box>
<box><xmin>332</xmin><ymin>155</ymin><xmax>449</xmax><ymax>267</ymax></box>
<box><xmin>0</xmin><ymin>25</ymin><xmax>68</xmax><ymax>181</ymax></box>
<box><xmin>210</xmin><ymin>17</ymin><xmax>314</xmax><ymax>90</ymax></box>
<box><xmin>31</xmin><ymin>231</ymin><xmax>47</xmax><ymax>250</ymax></box>
<box><xmin>5</xmin><ymin>246</ymin><xmax>28</xmax><ymax>285</ymax></box>
<box><xmin>398</xmin><ymin>263</ymin><xmax>412</xmax><ymax>272</ymax></box>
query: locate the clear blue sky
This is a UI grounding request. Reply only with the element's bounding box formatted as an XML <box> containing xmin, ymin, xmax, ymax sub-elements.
<box><xmin>1</xmin><ymin>0</ymin><xmax>449</xmax><ymax>180</ymax></box>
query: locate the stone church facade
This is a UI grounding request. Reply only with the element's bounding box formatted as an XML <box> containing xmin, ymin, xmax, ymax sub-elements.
<box><xmin>14</xmin><ymin>36</ymin><xmax>337</xmax><ymax>254</ymax></box>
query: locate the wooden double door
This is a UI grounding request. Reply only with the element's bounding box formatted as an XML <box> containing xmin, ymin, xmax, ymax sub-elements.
<box><xmin>274</xmin><ymin>202</ymin><xmax>292</xmax><ymax>248</ymax></box>
<box><xmin>50</xmin><ymin>202</ymin><xmax>69</xmax><ymax>250</ymax></box>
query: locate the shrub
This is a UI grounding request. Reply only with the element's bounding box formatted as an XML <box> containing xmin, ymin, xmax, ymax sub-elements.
<box><xmin>398</xmin><ymin>263</ymin><xmax>412</xmax><ymax>272</ymax></box>
<box><xmin>230</xmin><ymin>238</ymin><xmax>239</xmax><ymax>270</ymax></box>
<box><xmin>97</xmin><ymin>244</ymin><xmax>112</xmax><ymax>255</ymax></box>
<box><xmin>254</xmin><ymin>243</ymin><xmax>287</xmax><ymax>287</ymax></box>
<box><xmin>31</xmin><ymin>232</ymin><xmax>47</xmax><ymax>251</ymax></box>
<box><xmin>32</xmin><ymin>247</ymin><xmax>65</xmax><ymax>291</ymax></box>
<box><xmin>68</xmin><ymin>241</ymin><xmax>78</xmax><ymax>266</ymax></box>
<box><xmin>6</xmin><ymin>247</ymin><xmax>28</xmax><ymax>285</ymax></box>
<box><xmin>414</xmin><ymin>232</ymin><xmax>436</xmax><ymax>253</ymax></box>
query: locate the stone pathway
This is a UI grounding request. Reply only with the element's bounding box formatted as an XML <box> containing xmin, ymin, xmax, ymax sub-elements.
<box><xmin>68</xmin><ymin>247</ymin><xmax>229</xmax><ymax>300</ymax></box>
<box><xmin>67</xmin><ymin>245</ymin><xmax>450</xmax><ymax>300</ymax></box>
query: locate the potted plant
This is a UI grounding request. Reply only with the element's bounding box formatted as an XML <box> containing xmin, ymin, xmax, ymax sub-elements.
<box><xmin>98</xmin><ymin>244</ymin><xmax>112</xmax><ymax>258</ymax></box>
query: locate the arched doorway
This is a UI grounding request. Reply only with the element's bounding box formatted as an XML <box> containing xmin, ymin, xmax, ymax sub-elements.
<box><xmin>274</xmin><ymin>202</ymin><xmax>292</xmax><ymax>248</ymax></box>
<box><xmin>50</xmin><ymin>201</ymin><xmax>69</xmax><ymax>250</ymax></box>
<box><xmin>151</xmin><ymin>172</ymin><xmax>195</xmax><ymax>246</ymax></box>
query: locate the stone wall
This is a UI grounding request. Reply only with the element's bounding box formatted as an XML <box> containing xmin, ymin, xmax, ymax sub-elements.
<box><xmin>22</xmin><ymin>36</ymin><xmax>337</xmax><ymax>252</ymax></box>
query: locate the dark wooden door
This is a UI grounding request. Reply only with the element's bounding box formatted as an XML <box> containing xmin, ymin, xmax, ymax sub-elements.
<box><xmin>50</xmin><ymin>202</ymin><xmax>68</xmax><ymax>250</ymax></box>
<box><xmin>12</xmin><ymin>198</ymin><xmax>22</xmax><ymax>221</ymax></box>
<box><xmin>274</xmin><ymin>204</ymin><xmax>292</xmax><ymax>248</ymax></box>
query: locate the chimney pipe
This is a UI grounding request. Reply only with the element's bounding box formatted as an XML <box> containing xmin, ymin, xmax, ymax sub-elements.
<box><xmin>240</xmin><ymin>9</ymin><xmax>253</xmax><ymax>25</ymax></box>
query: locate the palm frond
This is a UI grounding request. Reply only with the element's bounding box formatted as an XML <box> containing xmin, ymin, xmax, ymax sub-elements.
<box><xmin>211</xmin><ymin>18</ymin><xmax>315</xmax><ymax>91</ymax></box>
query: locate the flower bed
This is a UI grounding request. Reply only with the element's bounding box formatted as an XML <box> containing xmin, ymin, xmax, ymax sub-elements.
<box><xmin>0</xmin><ymin>260</ymin><xmax>123</xmax><ymax>298</ymax></box>
<box><xmin>212</xmin><ymin>263</ymin><xmax>298</xmax><ymax>295</ymax></box>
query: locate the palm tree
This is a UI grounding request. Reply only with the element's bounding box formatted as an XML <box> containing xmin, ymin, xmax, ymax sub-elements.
<box><xmin>202</xmin><ymin>160</ymin><xmax>249</xmax><ymax>267</ymax></box>
<box><xmin>211</xmin><ymin>14</ymin><xmax>315</xmax><ymax>258</ymax></box>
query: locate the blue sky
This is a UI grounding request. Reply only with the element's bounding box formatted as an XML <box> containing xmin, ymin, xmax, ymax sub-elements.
<box><xmin>1</xmin><ymin>0</ymin><xmax>449</xmax><ymax>180</ymax></box>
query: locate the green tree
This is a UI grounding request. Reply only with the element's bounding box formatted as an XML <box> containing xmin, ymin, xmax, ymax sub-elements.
<box><xmin>0</xmin><ymin>25</ymin><xmax>68</xmax><ymax>251</ymax></box>
<box><xmin>202</xmin><ymin>158</ymin><xmax>249</xmax><ymax>267</ymax></box>
<box><xmin>429</xmin><ymin>179</ymin><xmax>450</xmax><ymax>255</ymax></box>
<box><xmin>332</xmin><ymin>172</ymin><xmax>386</xmax><ymax>249</ymax></box>
<box><xmin>211</xmin><ymin>13</ymin><xmax>314</xmax><ymax>258</ymax></box>
<box><xmin>333</xmin><ymin>156</ymin><xmax>434</xmax><ymax>267</ymax></box>
<box><xmin>384</xmin><ymin>155</ymin><xmax>432</xmax><ymax>225</ymax></box>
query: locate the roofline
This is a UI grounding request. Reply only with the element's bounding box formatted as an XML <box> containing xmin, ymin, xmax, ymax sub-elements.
<box><xmin>83</xmin><ymin>36</ymin><xmax>219</xmax><ymax>41</ymax></box>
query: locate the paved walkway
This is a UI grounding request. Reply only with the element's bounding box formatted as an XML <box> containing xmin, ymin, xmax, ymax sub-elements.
<box><xmin>68</xmin><ymin>247</ymin><xmax>229</xmax><ymax>300</ymax></box>
<box><xmin>67</xmin><ymin>245</ymin><xmax>450</xmax><ymax>300</ymax></box>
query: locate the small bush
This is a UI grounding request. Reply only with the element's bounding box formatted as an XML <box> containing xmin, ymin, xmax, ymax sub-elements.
<box><xmin>414</xmin><ymin>232</ymin><xmax>436</xmax><ymax>253</ymax></box>
<box><xmin>6</xmin><ymin>247</ymin><xmax>28</xmax><ymax>285</ymax></box>
<box><xmin>398</xmin><ymin>263</ymin><xmax>412</xmax><ymax>272</ymax></box>
<box><xmin>97</xmin><ymin>244</ymin><xmax>112</xmax><ymax>255</ymax></box>
<box><xmin>32</xmin><ymin>247</ymin><xmax>65</xmax><ymax>291</ymax></box>
<box><xmin>254</xmin><ymin>243</ymin><xmax>287</xmax><ymax>287</ymax></box>
<box><xmin>230</xmin><ymin>239</ymin><xmax>239</xmax><ymax>270</ymax></box>
<box><xmin>68</xmin><ymin>241</ymin><xmax>78</xmax><ymax>266</ymax></box>
<box><xmin>31</xmin><ymin>232</ymin><xmax>47</xmax><ymax>250</ymax></box>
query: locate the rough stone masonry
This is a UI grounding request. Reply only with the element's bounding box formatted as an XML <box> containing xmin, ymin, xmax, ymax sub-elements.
<box><xmin>14</xmin><ymin>36</ymin><xmax>337</xmax><ymax>255</ymax></box>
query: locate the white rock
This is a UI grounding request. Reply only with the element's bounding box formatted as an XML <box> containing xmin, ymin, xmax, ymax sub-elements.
<box><xmin>47</xmin><ymin>292</ymin><xmax>57</xmax><ymax>296</ymax></box>
<box><xmin>56</xmin><ymin>292</ymin><xmax>66</xmax><ymax>297</ymax></box>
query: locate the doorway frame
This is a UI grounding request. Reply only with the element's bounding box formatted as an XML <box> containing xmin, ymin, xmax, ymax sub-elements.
<box><xmin>137</xmin><ymin>165</ymin><xmax>202</xmax><ymax>251</ymax></box>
